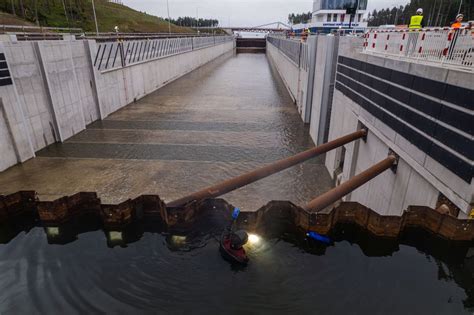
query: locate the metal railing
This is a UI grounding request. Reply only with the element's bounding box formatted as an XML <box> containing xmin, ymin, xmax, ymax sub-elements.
<box><xmin>0</xmin><ymin>24</ymin><xmax>83</xmax><ymax>33</ymax></box>
<box><xmin>267</xmin><ymin>35</ymin><xmax>302</xmax><ymax>66</ymax></box>
<box><xmin>363</xmin><ymin>28</ymin><xmax>474</xmax><ymax>71</ymax></box>
<box><xmin>93</xmin><ymin>35</ymin><xmax>233</xmax><ymax>71</ymax></box>
<box><xmin>267</xmin><ymin>35</ymin><xmax>310</xmax><ymax>70</ymax></box>
<box><xmin>88</xmin><ymin>32</ymin><xmax>216</xmax><ymax>42</ymax></box>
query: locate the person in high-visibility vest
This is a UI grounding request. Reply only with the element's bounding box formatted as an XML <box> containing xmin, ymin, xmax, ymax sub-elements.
<box><xmin>301</xmin><ymin>28</ymin><xmax>309</xmax><ymax>42</ymax></box>
<box><xmin>406</xmin><ymin>8</ymin><xmax>425</xmax><ymax>55</ymax></box>
<box><xmin>447</xmin><ymin>14</ymin><xmax>465</xmax><ymax>60</ymax></box>
<box><xmin>409</xmin><ymin>8</ymin><xmax>425</xmax><ymax>29</ymax></box>
<box><xmin>451</xmin><ymin>14</ymin><xmax>463</xmax><ymax>29</ymax></box>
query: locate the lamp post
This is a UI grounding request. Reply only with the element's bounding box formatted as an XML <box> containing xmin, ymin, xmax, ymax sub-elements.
<box><xmin>167</xmin><ymin>0</ymin><xmax>171</xmax><ymax>34</ymax></box>
<box><xmin>457</xmin><ymin>0</ymin><xmax>463</xmax><ymax>16</ymax></box>
<box><xmin>61</xmin><ymin>0</ymin><xmax>70</xmax><ymax>26</ymax></box>
<box><xmin>196</xmin><ymin>7</ymin><xmax>199</xmax><ymax>29</ymax></box>
<box><xmin>91</xmin><ymin>0</ymin><xmax>99</xmax><ymax>35</ymax></box>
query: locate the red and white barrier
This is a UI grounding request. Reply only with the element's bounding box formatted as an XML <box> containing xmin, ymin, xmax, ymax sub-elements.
<box><xmin>363</xmin><ymin>28</ymin><xmax>473</xmax><ymax>70</ymax></box>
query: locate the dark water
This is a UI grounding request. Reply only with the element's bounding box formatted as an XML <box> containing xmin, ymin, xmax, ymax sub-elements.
<box><xmin>0</xmin><ymin>211</ymin><xmax>473</xmax><ymax>314</ymax></box>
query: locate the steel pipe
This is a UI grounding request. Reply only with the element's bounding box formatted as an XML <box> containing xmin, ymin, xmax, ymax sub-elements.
<box><xmin>304</xmin><ymin>155</ymin><xmax>397</xmax><ymax>212</ymax></box>
<box><xmin>167</xmin><ymin>129</ymin><xmax>367</xmax><ymax>208</ymax></box>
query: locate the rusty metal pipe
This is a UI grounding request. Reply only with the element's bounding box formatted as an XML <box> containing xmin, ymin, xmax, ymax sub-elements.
<box><xmin>304</xmin><ymin>155</ymin><xmax>397</xmax><ymax>212</ymax></box>
<box><xmin>168</xmin><ymin>129</ymin><xmax>367</xmax><ymax>208</ymax></box>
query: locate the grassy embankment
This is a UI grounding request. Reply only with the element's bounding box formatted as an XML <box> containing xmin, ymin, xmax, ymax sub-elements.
<box><xmin>0</xmin><ymin>0</ymin><xmax>193</xmax><ymax>33</ymax></box>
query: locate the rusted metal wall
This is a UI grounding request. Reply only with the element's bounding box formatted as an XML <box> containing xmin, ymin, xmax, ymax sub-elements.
<box><xmin>1</xmin><ymin>191</ymin><xmax>473</xmax><ymax>241</ymax></box>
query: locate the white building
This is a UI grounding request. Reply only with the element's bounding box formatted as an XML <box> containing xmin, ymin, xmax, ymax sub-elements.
<box><xmin>293</xmin><ymin>0</ymin><xmax>368</xmax><ymax>33</ymax></box>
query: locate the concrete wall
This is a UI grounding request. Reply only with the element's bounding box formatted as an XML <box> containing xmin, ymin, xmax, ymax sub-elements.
<box><xmin>326</xmin><ymin>36</ymin><xmax>473</xmax><ymax>217</ymax></box>
<box><xmin>3</xmin><ymin>41</ymin><xmax>57</xmax><ymax>151</ymax></box>
<box><xmin>269</xmin><ymin>34</ymin><xmax>472</xmax><ymax>217</ymax></box>
<box><xmin>0</xmin><ymin>38</ymin><xmax>235</xmax><ymax>172</ymax></box>
<box><xmin>0</xmin><ymin>42</ymin><xmax>35</xmax><ymax>172</ymax></box>
<box><xmin>266</xmin><ymin>43</ymin><xmax>300</xmax><ymax>101</ymax></box>
<box><xmin>91</xmin><ymin>40</ymin><xmax>234</xmax><ymax>118</ymax></box>
<box><xmin>37</xmin><ymin>40</ymin><xmax>87</xmax><ymax>141</ymax></box>
<box><xmin>71</xmin><ymin>40</ymin><xmax>100</xmax><ymax>125</ymax></box>
<box><xmin>308</xmin><ymin>35</ymin><xmax>339</xmax><ymax>145</ymax></box>
<box><xmin>266</xmin><ymin>40</ymin><xmax>310</xmax><ymax>122</ymax></box>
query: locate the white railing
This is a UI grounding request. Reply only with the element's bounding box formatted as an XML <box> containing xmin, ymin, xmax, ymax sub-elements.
<box><xmin>363</xmin><ymin>28</ymin><xmax>474</xmax><ymax>71</ymax></box>
<box><xmin>94</xmin><ymin>36</ymin><xmax>234</xmax><ymax>71</ymax></box>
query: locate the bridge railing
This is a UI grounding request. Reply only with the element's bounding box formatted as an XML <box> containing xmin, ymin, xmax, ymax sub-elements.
<box><xmin>94</xmin><ymin>35</ymin><xmax>233</xmax><ymax>71</ymax></box>
<box><xmin>363</xmin><ymin>28</ymin><xmax>473</xmax><ymax>71</ymax></box>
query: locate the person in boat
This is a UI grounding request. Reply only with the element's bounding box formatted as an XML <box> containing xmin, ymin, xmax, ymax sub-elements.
<box><xmin>220</xmin><ymin>208</ymin><xmax>249</xmax><ymax>265</ymax></box>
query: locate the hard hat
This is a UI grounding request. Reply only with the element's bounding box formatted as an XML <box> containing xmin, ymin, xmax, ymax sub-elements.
<box><xmin>456</xmin><ymin>14</ymin><xmax>464</xmax><ymax>19</ymax></box>
<box><xmin>416</xmin><ymin>8</ymin><xmax>423</xmax><ymax>14</ymax></box>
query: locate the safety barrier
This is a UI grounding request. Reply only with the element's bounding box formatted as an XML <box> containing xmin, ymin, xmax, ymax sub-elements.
<box><xmin>93</xmin><ymin>35</ymin><xmax>234</xmax><ymax>71</ymax></box>
<box><xmin>267</xmin><ymin>35</ymin><xmax>302</xmax><ymax>66</ymax></box>
<box><xmin>363</xmin><ymin>28</ymin><xmax>474</xmax><ymax>71</ymax></box>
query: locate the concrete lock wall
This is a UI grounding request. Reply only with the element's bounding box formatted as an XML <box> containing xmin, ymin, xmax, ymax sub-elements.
<box><xmin>266</xmin><ymin>39</ymin><xmax>310</xmax><ymax>122</ymax></box>
<box><xmin>90</xmin><ymin>40</ymin><xmax>234</xmax><ymax>118</ymax></box>
<box><xmin>325</xmin><ymin>36</ymin><xmax>473</xmax><ymax>217</ymax></box>
<box><xmin>268</xmin><ymin>34</ymin><xmax>472</xmax><ymax>218</ymax></box>
<box><xmin>308</xmin><ymin>35</ymin><xmax>339</xmax><ymax>145</ymax></box>
<box><xmin>0</xmin><ymin>37</ymin><xmax>235</xmax><ymax>172</ymax></box>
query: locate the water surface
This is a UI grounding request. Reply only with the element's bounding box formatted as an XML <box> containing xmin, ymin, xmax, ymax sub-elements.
<box><xmin>0</xmin><ymin>53</ymin><xmax>332</xmax><ymax>210</ymax></box>
<box><xmin>1</xmin><ymin>213</ymin><xmax>472</xmax><ymax>314</ymax></box>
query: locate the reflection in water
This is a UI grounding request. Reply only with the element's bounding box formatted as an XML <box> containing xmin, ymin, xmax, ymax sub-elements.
<box><xmin>0</xmin><ymin>209</ymin><xmax>473</xmax><ymax>314</ymax></box>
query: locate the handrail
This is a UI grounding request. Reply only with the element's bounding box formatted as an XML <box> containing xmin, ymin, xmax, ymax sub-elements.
<box><xmin>304</xmin><ymin>155</ymin><xmax>397</xmax><ymax>212</ymax></box>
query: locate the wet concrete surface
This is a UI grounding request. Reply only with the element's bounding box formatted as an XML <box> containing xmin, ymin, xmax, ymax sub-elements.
<box><xmin>0</xmin><ymin>53</ymin><xmax>333</xmax><ymax>210</ymax></box>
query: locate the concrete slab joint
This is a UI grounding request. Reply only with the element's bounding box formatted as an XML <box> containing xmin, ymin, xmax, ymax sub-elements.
<box><xmin>34</xmin><ymin>41</ymin><xmax>63</xmax><ymax>142</ymax></box>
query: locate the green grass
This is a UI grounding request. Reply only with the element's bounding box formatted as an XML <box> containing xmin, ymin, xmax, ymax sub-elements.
<box><xmin>0</xmin><ymin>0</ymin><xmax>194</xmax><ymax>33</ymax></box>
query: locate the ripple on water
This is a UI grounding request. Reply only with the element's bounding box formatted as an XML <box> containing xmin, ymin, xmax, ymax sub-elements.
<box><xmin>0</xmin><ymin>220</ymin><xmax>472</xmax><ymax>314</ymax></box>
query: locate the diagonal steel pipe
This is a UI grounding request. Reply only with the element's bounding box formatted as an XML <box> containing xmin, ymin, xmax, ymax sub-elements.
<box><xmin>167</xmin><ymin>129</ymin><xmax>367</xmax><ymax>208</ymax></box>
<box><xmin>304</xmin><ymin>154</ymin><xmax>397</xmax><ymax>212</ymax></box>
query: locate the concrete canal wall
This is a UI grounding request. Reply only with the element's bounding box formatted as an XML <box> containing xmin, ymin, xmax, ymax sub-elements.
<box><xmin>0</xmin><ymin>37</ymin><xmax>234</xmax><ymax>172</ymax></box>
<box><xmin>90</xmin><ymin>40</ymin><xmax>235</xmax><ymax>118</ymax></box>
<box><xmin>266</xmin><ymin>38</ymin><xmax>311</xmax><ymax>123</ymax></box>
<box><xmin>268</xmin><ymin>35</ymin><xmax>473</xmax><ymax>218</ymax></box>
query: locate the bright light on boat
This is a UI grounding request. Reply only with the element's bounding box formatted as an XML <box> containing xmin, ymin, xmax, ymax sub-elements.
<box><xmin>46</xmin><ymin>227</ymin><xmax>60</xmax><ymax>237</ymax></box>
<box><xmin>171</xmin><ymin>235</ymin><xmax>186</xmax><ymax>245</ymax></box>
<box><xmin>108</xmin><ymin>231</ymin><xmax>123</xmax><ymax>242</ymax></box>
<box><xmin>248</xmin><ymin>234</ymin><xmax>261</xmax><ymax>245</ymax></box>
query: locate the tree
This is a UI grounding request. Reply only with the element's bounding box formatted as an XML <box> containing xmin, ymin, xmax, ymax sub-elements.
<box><xmin>167</xmin><ymin>17</ymin><xmax>219</xmax><ymax>27</ymax></box>
<box><xmin>368</xmin><ymin>0</ymin><xmax>471</xmax><ymax>27</ymax></box>
<box><xmin>288</xmin><ymin>12</ymin><xmax>312</xmax><ymax>24</ymax></box>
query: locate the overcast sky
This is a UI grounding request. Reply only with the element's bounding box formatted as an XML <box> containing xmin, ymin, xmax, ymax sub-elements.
<box><xmin>122</xmin><ymin>0</ymin><xmax>410</xmax><ymax>26</ymax></box>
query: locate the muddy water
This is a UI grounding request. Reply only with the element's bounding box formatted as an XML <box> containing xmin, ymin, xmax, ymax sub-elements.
<box><xmin>0</xmin><ymin>53</ymin><xmax>332</xmax><ymax>210</ymax></box>
<box><xmin>0</xmin><ymin>212</ymin><xmax>472</xmax><ymax>314</ymax></box>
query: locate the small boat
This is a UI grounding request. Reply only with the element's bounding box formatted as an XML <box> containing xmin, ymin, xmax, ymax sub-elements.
<box><xmin>220</xmin><ymin>230</ymin><xmax>249</xmax><ymax>265</ymax></box>
<box><xmin>219</xmin><ymin>207</ymin><xmax>249</xmax><ymax>265</ymax></box>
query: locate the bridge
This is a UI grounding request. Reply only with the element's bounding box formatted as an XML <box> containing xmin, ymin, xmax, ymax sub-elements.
<box><xmin>193</xmin><ymin>21</ymin><xmax>291</xmax><ymax>33</ymax></box>
<box><xmin>0</xmin><ymin>29</ymin><xmax>472</xmax><ymax>223</ymax></box>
